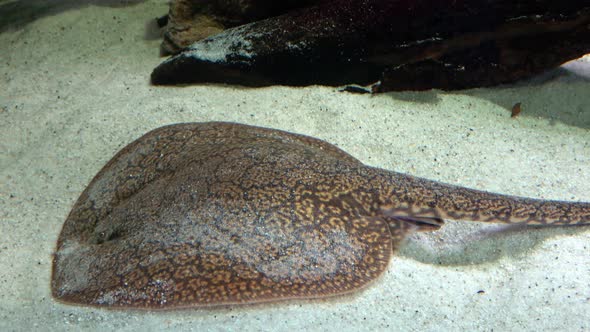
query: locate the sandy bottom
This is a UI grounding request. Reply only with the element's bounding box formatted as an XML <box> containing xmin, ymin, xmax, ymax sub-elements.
<box><xmin>1</xmin><ymin>1</ymin><xmax>589</xmax><ymax>331</ymax></box>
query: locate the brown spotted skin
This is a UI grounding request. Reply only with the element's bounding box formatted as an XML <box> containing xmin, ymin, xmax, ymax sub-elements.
<box><xmin>51</xmin><ymin>122</ymin><xmax>590</xmax><ymax>309</ymax></box>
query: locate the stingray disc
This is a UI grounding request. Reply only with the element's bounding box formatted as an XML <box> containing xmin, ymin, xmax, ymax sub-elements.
<box><xmin>52</xmin><ymin>122</ymin><xmax>393</xmax><ymax>309</ymax></box>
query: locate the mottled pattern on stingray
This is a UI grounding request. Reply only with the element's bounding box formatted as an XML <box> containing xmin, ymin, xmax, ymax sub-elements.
<box><xmin>52</xmin><ymin>122</ymin><xmax>590</xmax><ymax>309</ymax></box>
<box><xmin>52</xmin><ymin>122</ymin><xmax>394</xmax><ymax>308</ymax></box>
<box><xmin>374</xmin><ymin>173</ymin><xmax>590</xmax><ymax>225</ymax></box>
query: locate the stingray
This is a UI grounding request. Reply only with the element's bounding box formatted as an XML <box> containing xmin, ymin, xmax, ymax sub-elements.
<box><xmin>51</xmin><ymin>122</ymin><xmax>590</xmax><ymax>309</ymax></box>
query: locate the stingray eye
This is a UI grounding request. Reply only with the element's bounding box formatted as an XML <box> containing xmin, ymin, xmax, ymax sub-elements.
<box><xmin>94</xmin><ymin>231</ymin><xmax>107</xmax><ymax>245</ymax></box>
<box><xmin>95</xmin><ymin>230</ymin><xmax>122</xmax><ymax>245</ymax></box>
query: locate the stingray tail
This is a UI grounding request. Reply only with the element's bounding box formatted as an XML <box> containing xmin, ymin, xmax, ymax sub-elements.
<box><xmin>377</xmin><ymin>170</ymin><xmax>590</xmax><ymax>226</ymax></box>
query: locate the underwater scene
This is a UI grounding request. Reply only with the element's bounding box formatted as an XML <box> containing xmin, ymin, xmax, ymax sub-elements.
<box><xmin>1</xmin><ymin>0</ymin><xmax>589</xmax><ymax>331</ymax></box>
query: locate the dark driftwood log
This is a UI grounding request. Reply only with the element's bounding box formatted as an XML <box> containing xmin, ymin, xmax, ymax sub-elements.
<box><xmin>152</xmin><ymin>0</ymin><xmax>590</xmax><ymax>91</ymax></box>
<box><xmin>160</xmin><ymin>0</ymin><xmax>324</xmax><ymax>55</ymax></box>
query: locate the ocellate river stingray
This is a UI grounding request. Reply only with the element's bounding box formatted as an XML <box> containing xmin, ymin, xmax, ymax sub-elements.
<box><xmin>52</xmin><ymin>122</ymin><xmax>590</xmax><ymax>309</ymax></box>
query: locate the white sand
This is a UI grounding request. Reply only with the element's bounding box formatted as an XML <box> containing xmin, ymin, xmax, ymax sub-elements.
<box><xmin>1</xmin><ymin>1</ymin><xmax>589</xmax><ymax>331</ymax></box>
